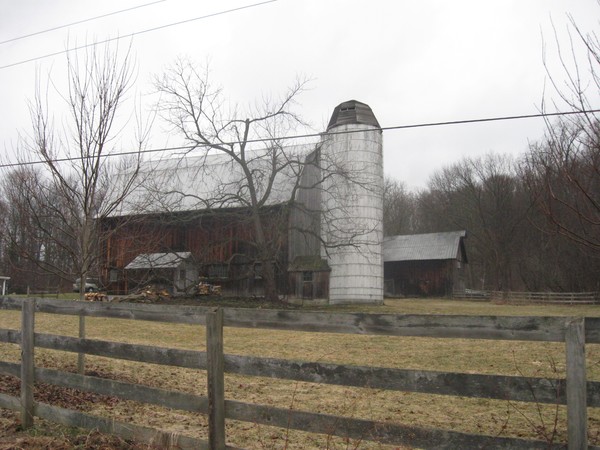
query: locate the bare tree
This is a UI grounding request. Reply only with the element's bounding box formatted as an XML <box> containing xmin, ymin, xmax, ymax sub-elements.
<box><xmin>152</xmin><ymin>58</ymin><xmax>312</xmax><ymax>301</ymax></box>
<box><xmin>383</xmin><ymin>177</ymin><xmax>417</xmax><ymax>236</ymax></box>
<box><xmin>13</xmin><ymin>43</ymin><xmax>149</xmax><ymax>298</ymax></box>
<box><xmin>522</xmin><ymin>119</ymin><xmax>600</xmax><ymax>291</ymax></box>
<box><xmin>0</xmin><ymin>168</ymin><xmax>58</xmax><ymax>292</ymax></box>
<box><xmin>525</xmin><ymin>7</ymin><xmax>600</xmax><ymax>258</ymax></box>
<box><xmin>420</xmin><ymin>154</ymin><xmax>531</xmax><ymax>290</ymax></box>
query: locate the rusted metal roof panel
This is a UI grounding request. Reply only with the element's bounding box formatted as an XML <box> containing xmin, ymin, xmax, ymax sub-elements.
<box><xmin>383</xmin><ymin>231</ymin><xmax>467</xmax><ymax>262</ymax></box>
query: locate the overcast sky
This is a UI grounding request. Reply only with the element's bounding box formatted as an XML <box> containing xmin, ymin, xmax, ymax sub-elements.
<box><xmin>1</xmin><ymin>0</ymin><xmax>599</xmax><ymax>189</ymax></box>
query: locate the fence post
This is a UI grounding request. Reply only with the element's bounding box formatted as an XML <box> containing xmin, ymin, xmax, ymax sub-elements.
<box><xmin>20</xmin><ymin>298</ymin><xmax>35</xmax><ymax>428</ymax></box>
<box><xmin>565</xmin><ymin>317</ymin><xmax>587</xmax><ymax>450</ymax></box>
<box><xmin>77</xmin><ymin>315</ymin><xmax>86</xmax><ymax>374</ymax></box>
<box><xmin>206</xmin><ymin>308</ymin><xmax>225</xmax><ymax>450</ymax></box>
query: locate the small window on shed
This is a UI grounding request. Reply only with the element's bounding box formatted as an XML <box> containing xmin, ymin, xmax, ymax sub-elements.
<box><xmin>109</xmin><ymin>270</ymin><xmax>118</xmax><ymax>282</ymax></box>
<box><xmin>303</xmin><ymin>271</ymin><xmax>313</xmax><ymax>282</ymax></box>
<box><xmin>340</xmin><ymin>106</ymin><xmax>356</xmax><ymax>112</ymax></box>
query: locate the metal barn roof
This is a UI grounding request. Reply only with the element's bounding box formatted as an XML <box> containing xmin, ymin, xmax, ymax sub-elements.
<box><xmin>383</xmin><ymin>231</ymin><xmax>467</xmax><ymax>262</ymax></box>
<box><xmin>125</xmin><ymin>252</ymin><xmax>192</xmax><ymax>270</ymax></box>
<box><xmin>109</xmin><ymin>144</ymin><xmax>316</xmax><ymax>217</ymax></box>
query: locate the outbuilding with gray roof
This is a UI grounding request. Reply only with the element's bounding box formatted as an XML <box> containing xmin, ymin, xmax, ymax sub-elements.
<box><xmin>383</xmin><ymin>230</ymin><xmax>468</xmax><ymax>297</ymax></box>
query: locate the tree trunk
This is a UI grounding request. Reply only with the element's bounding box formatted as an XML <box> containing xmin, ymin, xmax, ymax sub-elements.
<box><xmin>250</xmin><ymin>210</ymin><xmax>280</xmax><ymax>302</ymax></box>
<box><xmin>261</xmin><ymin>260</ymin><xmax>278</xmax><ymax>302</ymax></box>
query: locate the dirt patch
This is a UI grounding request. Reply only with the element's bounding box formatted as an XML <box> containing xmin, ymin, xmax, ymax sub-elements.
<box><xmin>0</xmin><ymin>372</ymin><xmax>146</xmax><ymax>450</ymax></box>
<box><xmin>0</xmin><ymin>372</ymin><xmax>120</xmax><ymax>411</ymax></box>
<box><xmin>0</xmin><ymin>411</ymin><xmax>146</xmax><ymax>450</ymax></box>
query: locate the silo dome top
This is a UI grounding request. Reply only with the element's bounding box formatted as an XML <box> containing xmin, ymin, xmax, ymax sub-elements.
<box><xmin>326</xmin><ymin>100</ymin><xmax>380</xmax><ymax>131</ymax></box>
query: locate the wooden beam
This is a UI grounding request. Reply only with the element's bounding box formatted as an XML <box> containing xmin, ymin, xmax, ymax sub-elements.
<box><xmin>77</xmin><ymin>315</ymin><xmax>85</xmax><ymax>374</ymax></box>
<box><xmin>221</xmin><ymin>309</ymin><xmax>568</xmax><ymax>341</ymax></box>
<box><xmin>34</xmin><ymin>401</ymin><xmax>210</xmax><ymax>449</ymax></box>
<box><xmin>0</xmin><ymin>328</ymin><xmax>20</xmax><ymax>344</ymax></box>
<box><xmin>35</xmin><ymin>366</ymin><xmax>208</xmax><ymax>413</ymax></box>
<box><xmin>206</xmin><ymin>308</ymin><xmax>225</xmax><ymax>450</ymax></box>
<box><xmin>224</xmin><ymin>400</ymin><xmax>565</xmax><ymax>449</ymax></box>
<box><xmin>223</xmin><ymin>354</ymin><xmax>577</xmax><ymax>405</ymax></box>
<box><xmin>34</xmin><ymin>333</ymin><xmax>207</xmax><ymax>369</ymax></box>
<box><xmin>2</xmin><ymin>297</ymin><xmax>599</xmax><ymax>343</ymax></box>
<box><xmin>565</xmin><ymin>317</ymin><xmax>587</xmax><ymax>450</ymax></box>
<box><xmin>2</xmin><ymin>356</ymin><xmax>599</xmax><ymax>410</ymax></box>
<box><xmin>20</xmin><ymin>298</ymin><xmax>35</xmax><ymax>428</ymax></box>
<box><xmin>0</xmin><ymin>392</ymin><xmax>21</xmax><ymax>411</ymax></box>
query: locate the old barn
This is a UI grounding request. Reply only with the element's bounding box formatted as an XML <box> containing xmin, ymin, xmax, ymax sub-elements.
<box><xmin>100</xmin><ymin>100</ymin><xmax>384</xmax><ymax>304</ymax></box>
<box><xmin>101</xmin><ymin>204</ymin><xmax>289</xmax><ymax>296</ymax></box>
<box><xmin>383</xmin><ymin>230</ymin><xmax>468</xmax><ymax>297</ymax></box>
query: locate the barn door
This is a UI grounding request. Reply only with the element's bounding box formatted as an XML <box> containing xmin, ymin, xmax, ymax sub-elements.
<box><xmin>302</xmin><ymin>271</ymin><xmax>314</xmax><ymax>299</ymax></box>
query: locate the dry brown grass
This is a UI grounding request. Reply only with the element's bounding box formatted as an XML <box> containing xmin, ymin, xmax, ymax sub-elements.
<box><xmin>0</xmin><ymin>298</ymin><xmax>599</xmax><ymax>448</ymax></box>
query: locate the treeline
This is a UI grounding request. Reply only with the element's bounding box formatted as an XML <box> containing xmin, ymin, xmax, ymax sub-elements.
<box><xmin>384</xmin><ymin>118</ymin><xmax>600</xmax><ymax>292</ymax></box>
<box><xmin>0</xmin><ymin>164</ymin><xmax>115</xmax><ymax>294</ymax></box>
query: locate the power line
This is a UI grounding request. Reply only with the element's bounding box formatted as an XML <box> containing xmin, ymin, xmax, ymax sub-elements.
<box><xmin>0</xmin><ymin>0</ymin><xmax>166</xmax><ymax>46</ymax></box>
<box><xmin>379</xmin><ymin>109</ymin><xmax>600</xmax><ymax>131</ymax></box>
<box><xmin>0</xmin><ymin>0</ymin><xmax>279</xmax><ymax>70</ymax></box>
<box><xmin>1</xmin><ymin>108</ymin><xmax>598</xmax><ymax>170</ymax></box>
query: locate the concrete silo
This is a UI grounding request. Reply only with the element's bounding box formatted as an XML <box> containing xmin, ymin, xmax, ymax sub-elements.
<box><xmin>320</xmin><ymin>100</ymin><xmax>383</xmax><ymax>304</ymax></box>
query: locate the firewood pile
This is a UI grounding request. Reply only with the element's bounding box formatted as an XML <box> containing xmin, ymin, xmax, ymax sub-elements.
<box><xmin>84</xmin><ymin>292</ymin><xmax>109</xmax><ymax>302</ymax></box>
<box><xmin>115</xmin><ymin>285</ymin><xmax>171</xmax><ymax>303</ymax></box>
<box><xmin>197</xmin><ymin>281</ymin><xmax>221</xmax><ymax>296</ymax></box>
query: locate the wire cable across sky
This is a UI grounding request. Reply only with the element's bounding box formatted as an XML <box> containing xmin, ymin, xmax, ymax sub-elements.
<box><xmin>0</xmin><ymin>0</ymin><xmax>279</xmax><ymax>70</ymax></box>
<box><xmin>1</xmin><ymin>108</ymin><xmax>598</xmax><ymax>170</ymax></box>
<box><xmin>0</xmin><ymin>0</ymin><xmax>166</xmax><ymax>46</ymax></box>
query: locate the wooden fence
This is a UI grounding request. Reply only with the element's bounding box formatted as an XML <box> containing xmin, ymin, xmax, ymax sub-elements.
<box><xmin>25</xmin><ymin>288</ymin><xmax>61</xmax><ymax>298</ymax></box>
<box><xmin>0</xmin><ymin>297</ymin><xmax>599</xmax><ymax>449</ymax></box>
<box><xmin>455</xmin><ymin>289</ymin><xmax>600</xmax><ymax>304</ymax></box>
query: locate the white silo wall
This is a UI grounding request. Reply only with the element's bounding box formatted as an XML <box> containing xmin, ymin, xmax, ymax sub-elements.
<box><xmin>320</xmin><ymin>124</ymin><xmax>383</xmax><ymax>304</ymax></box>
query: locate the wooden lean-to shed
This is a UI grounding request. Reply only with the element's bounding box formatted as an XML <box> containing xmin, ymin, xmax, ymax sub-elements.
<box><xmin>124</xmin><ymin>251</ymin><xmax>197</xmax><ymax>294</ymax></box>
<box><xmin>383</xmin><ymin>230</ymin><xmax>468</xmax><ymax>297</ymax></box>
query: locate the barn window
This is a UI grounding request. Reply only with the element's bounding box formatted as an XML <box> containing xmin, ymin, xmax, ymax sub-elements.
<box><xmin>109</xmin><ymin>270</ymin><xmax>118</xmax><ymax>282</ymax></box>
<box><xmin>179</xmin><ymin>269</ymin><xmax>186</xmax><ymax>281</ymax></box>
<box><xmin>303</xmin><ymin>271</ymin><xmax>313</xmax><ymax>282</ymax></box>
<box><xmin>254</xmin><ymin>263</ymin><xmax>262</xmax><ymax>279</ymax></box>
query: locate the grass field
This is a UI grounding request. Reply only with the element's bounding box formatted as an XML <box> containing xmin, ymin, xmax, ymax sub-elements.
<box><xmin>0</xmin><ymin>297</ymin><xmax>599</xmax><ymax>449</ymax></box>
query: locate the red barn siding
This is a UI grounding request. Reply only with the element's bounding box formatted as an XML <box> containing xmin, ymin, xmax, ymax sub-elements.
<box><xmin>100</xmin><ymin>209</ymin><xmax>289</xmax><ymax>295</ymax></box>
<box><xmin>384</xmin><ymin>260</ymin><xmax>455</xmax><ymax>297</ymax></box>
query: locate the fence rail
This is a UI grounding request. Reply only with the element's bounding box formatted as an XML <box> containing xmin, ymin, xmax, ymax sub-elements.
<box><xmin>0</xmin><ymin>297</ymin><xmax>598</xmax><ymax>449</ymax></box>
<box><xmin>455</xmin><ymin>289</ymin><xmax>600</xmax><ymax>304</ymax></box>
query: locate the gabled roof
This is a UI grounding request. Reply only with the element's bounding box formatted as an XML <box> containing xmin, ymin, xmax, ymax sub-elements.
<box><xmin>383</xmin><ymin>231</ymin><xmax>467</xmax><ymax>262</ymax></box>
<box><xmin>110</xmin><ymin>144</ymin><xmax>316</xmax><ymax>217</ymax></box>
<box><xmin>125</xmin><ymin>252</ymin><xmax>192</xmax><ymax>270</ymax></box>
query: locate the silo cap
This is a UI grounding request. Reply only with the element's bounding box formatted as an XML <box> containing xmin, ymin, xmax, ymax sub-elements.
<box><xmin>327</xmin><ymin>100</ymin><xmax>380</xmax><ymax>131</ymax></box>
